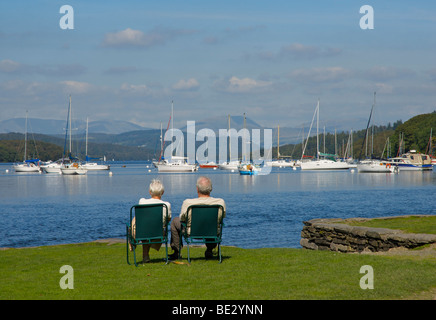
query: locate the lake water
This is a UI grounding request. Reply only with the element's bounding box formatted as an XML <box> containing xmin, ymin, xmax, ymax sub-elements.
<box><xmin>0</xmin><ymin>162</ymin><xmax>435</xmax><ymax>249</ymax></box>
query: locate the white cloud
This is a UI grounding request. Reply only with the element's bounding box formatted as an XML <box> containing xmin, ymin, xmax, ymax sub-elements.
<box><xmin>102</xmin><ymin>27</ymin><xmax>196</xmax><ymax>48</ymax></box>
<box><xmin>172</xmin><ymin>78</ymin><xmax>200</xmax><ymax>91</ymax></box>
<box><xmin>103</xmin><ymin>28</ymin><xmax>163</xmax><ymax>47</ymax></box>
<box><xmin>223</xmin><ymin>76</ymin><xmax>272</xmax><ymax>93</ymax></box>
<box><xmin>120</xmin><ymin>83</ymin><xmax>152</xmax><ymax>95</ymax></box>
<box><xmin>0</xmin><ymin>59</ymin><xmax>22</xmax><ymax>73</ymax></box>
<box><xmin>366</xmin><ymin>66</ymin><xmax>415</xmax><ymax>81</ymax></box>
<box><xmin>257</xmin><ymin>43</ymin><xmax>342</xmax><ymax>61</ymax></box>
<box><xmin>0</xmin><ymin>59</ymin><xmax>86</xmax><ymax>76</ymax></box>
<box><xmin>290</xmin><ymin>67</ymin><xmax>350</xmax><ymax>83</ymax></box>
<box><xmin>374</xmin><ymin>83</ymin><xmax>394</xmax><ymax>94</ymax></box>
<box><xmin>60</xmin><ymin>81</ymin><xmax>93</xmax><ymax>94</ymax></box>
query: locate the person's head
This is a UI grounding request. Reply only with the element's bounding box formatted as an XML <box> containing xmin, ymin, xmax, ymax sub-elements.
<box><xmin>149</xmin><ymin>179</ymin><xmax>164</xmax><ymax>198</ymax></box>
<box><xmin>196</xmin><ymin>176</ymin><xmax>212</xmax><ymax>196</ymax></box>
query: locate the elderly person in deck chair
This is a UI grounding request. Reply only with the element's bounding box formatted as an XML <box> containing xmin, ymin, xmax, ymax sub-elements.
<box><xmin>130</xmin><ymin>179</ymin><xmax>172</xmax><ymax>263</ymax></box>
<box><xmin>169</xmin><ymin>176</ymin><xmax>226</xmax><ymax>260</ymax></box>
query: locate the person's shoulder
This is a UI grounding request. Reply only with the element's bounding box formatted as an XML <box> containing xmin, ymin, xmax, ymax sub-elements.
<box><xmin>139</xmin><ymin>198</ymin><xmax>171</xmax><ymax>206</ymax></box>
<box><xmin>193</xmin><ymin>197</ymin><xmax>225</xmax><ymax>206</ymax></box>
<box><xmin>182</xmin><ymin>198</ymin><xmax>198</xmax><ymax>206</ymax></box>
<box><xmin>209</xmin><ymin>196</ymin><xmax>225</xmax><ymax>203</ymax></box>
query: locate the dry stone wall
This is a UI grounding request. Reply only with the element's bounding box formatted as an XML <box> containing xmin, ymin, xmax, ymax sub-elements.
<box><xmin>300</xmin><ymin>216</ymin><xmax>436</xmax><ymax>253</ymax></box>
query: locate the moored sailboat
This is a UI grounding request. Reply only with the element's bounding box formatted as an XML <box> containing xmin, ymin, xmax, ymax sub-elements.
<box><xmin>219</xmin><ymin>115</ymin><xmax>240</xmax><ymax>170</ymax></box>
<box><xmin>156</xmin><ymin>101</ymin><xmax>197</xmax><ymax>173</ymax></box>
<box><xmin>156</xmin><ymin>156</ymin><xmax>198</xmax><ymax>172</ymax></box>
<box><xmin>81</xmin><ymin>118</ymin><xmax>110</xmax><ymax>170</ymax></box>
<box><xmin>60</xmin><ymin>95</ymin><xmax>88</xmax><ymax>175</ymax></box>
<box><xmin>266</xmin><ymin>125</ymin><xmax>296</xmax><ymax>168</ymax></box>
<box><xmin>300</xmin><ymin>100</ymin><xmax>349</xmax><ymax>171</ymax></box>
<box><xmin>13</xmin><ymin>111</ymin><xmax>41</xmax><ymax>173</ymax></box>
<box><xmin>357</xmin><ymin>93</ymin><xmax>396</xmax><ymax>173</ymax></box>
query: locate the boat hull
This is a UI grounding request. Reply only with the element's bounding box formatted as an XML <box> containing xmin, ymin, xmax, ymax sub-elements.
<box><xmin>300</xmin><ymin>160</ymin><xmax>349</xmax><ymax>170</ymax></box>
<box><xmin>156</xmin><ymin>164</ymin><xmax>197</xmax><ymax>172</ymax></box>
<box><xmin>218</xmin><ymin>162</ymin><xmax>239</xmax><ymax>170</ymax></box>
<box><xmin>238</xmin><ymin>164</ymin><xmax>260</xmax><ymax>175</ymax></box>
<box><xmin>392</xmin><ymin>164</ymin><xmax>432</xmax><ymax>171</ymax></box>
<box><xmin>357</xmin><ymin>161</ymin><xmax>392</xmax><ymax>173</ymax></box>
<box><xmin>239</xmin><ymin>170</ymin><xmax>258</xmax><ymax>175</ymax></box>
<box><xmin>199</xmin><ymin>163</ymin><xmax>218</xmax><ymax>169</ymax></box>
<box><xmin>42</xmin><ymin>166</ymin><xmax>61</xmax><ymax>174</ymax></box>
<box><xmin>82</xmin><ymin>163</ymin><xmax>110</xmax><ymax>170</ymax></box>
<box><xmin>13</xmin><ymin>164</ymin><xmax>41</xmax><ymax>173</ymax></box>
<box><xmin>61</xmin><ymin>163</ymin><xmax>88</xmax><ymax>175</ymax></box>
<box><xmin>266</xmin><ymin>161</ymin><xmax>295</xmax><ymax>167</ymax></box>
<box><xmin>61</xmin><ymin>168</ymin><xmax>88</xmax><ymax>175</ymax></box>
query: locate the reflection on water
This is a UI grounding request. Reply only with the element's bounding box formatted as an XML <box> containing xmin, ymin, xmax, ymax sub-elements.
<box><xmin>0</xmin><ymin>163</ymin><xmax>435</xmax><ymax>248</ymax></box>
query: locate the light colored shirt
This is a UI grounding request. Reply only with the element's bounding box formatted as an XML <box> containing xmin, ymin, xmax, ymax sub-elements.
<box><xmin>179</xmin><ymin>196</ymin><xmax>226</xmax><ymax>235</ymax></box>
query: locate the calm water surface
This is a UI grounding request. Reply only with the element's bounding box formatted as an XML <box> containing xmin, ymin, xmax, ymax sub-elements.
<box><xmin>1</xmin><ymin>162</ymin><xmax>435</xmax><ymax>249</ymax></box>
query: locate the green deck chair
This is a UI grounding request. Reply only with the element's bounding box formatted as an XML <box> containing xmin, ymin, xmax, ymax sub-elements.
<box><xmin>180</xmin><ymin>204</ymin><xmax>225</xmax><ymax>263</ymax></box>
<box><xmin>126</xmin><ymin>203</ymin><xmax>169</xmax><ymax>266</ymax></box>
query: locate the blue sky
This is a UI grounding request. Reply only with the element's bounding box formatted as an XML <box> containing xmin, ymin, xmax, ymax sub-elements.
<box><xmin>1</xmin><ymin>1</ymin><xmax>435</xmax><ymax>131</ymax></box>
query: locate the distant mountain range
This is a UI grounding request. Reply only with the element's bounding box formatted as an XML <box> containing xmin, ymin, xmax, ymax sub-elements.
<box><xmin>2</xmin><ymin>112</ymin><xmax>431</xmax><ymax>162</ymax></box>
<box><xmin>0</xmin><ymin>115</ymin><xmax>370</xmax><ymax>146</ymax></box>
<box><xmin>0</xmin><ymin>118</ymin><xmax>147</xmax><ymax>135</ymax></box>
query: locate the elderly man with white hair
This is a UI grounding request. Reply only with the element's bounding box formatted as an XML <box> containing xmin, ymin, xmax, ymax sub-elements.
<box><xmin>169</xmin><ymin>176</ymin><xmax>226</xmax><ymax>260</ymax></box>
<box><xmin>131</xmin><ymin>179</ymin><xmax>172</xmax><ymax>263</ymax></box>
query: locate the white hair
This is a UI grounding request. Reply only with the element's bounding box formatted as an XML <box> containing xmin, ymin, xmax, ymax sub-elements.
<box><xmin>149</xmin><ymin>179</ymin><xmax>164</xmax><ymax>196</ymax></box>
<box><xmin>196</xmin><ymin>176</ymin><xmax>212</xmax><ymax>195</ymax></box>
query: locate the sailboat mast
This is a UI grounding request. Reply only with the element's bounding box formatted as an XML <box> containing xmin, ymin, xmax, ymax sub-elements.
<box><xmin>228</xmin><ymin>114</ymin><xmax>231</xmax><ymax>161</ymax></box>
<box><xmin>69</xmin><ymin>95</ymin><xmax>72</xmax><ymax>155</ymax></box>
<box><xmin>371</xmin><ymin>92</ymin><xmax>376</xmax><ymax>157</ymax></box>
<box><xmin>243</xmin><ymin>113</ymin><xmax>246</xmax><ymax>162</ymax></box>
<box><xmin>301</xmin><ymin>101</ymin><xmax>318</xmax><ymax>161</ymax></box>
<box><xmin>160</xmin><ymin>121</ymin><xmax>163</xmax><ymax>160</ymax></box>
<box><xmin>323</xmin><ymin>126</ymin><xmax>326</xmax><ymax>154</ymax></box>
<box><xmin>359</xmin><ymin>92</ymin><xmax>375</xmax><ymax>159</ymax></box>
<box><xmin>24</xmin><ymin>111</ymin><xmax>28</xmax><ymax>161</ymax></box>
<box><xmin>316</xmin><ymin>99</ymin><xmax>319</xmax><ymax>160</ymax></box>
<box><xmin>277</xmin><ymin>125</ymin><xmax>280</xmax><ymax>159</ymax></box>
<box><xmin>85</xmin><ymin>117</ymin><xmax>88</xmax><ymax>158</ymax></box>
<box><xmin>171</xmin><ymin>100</ymin><xmax>174</xmax><ymax>157</ymax></box>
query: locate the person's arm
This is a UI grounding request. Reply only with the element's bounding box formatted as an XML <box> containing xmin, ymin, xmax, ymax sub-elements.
<box><xmin>220</xmin><ymin>200</ymin><xmax>226</xmax><ymax>219</ymax></box>
<box><xmin>166</xmin><ymin>203</ymin><xmax>172</xmax><ymax>222</ymax></box>
<box><xmin>179</xmin><ymin>200</ymin><xmax>188</xmax><ymax>222</ymax></box>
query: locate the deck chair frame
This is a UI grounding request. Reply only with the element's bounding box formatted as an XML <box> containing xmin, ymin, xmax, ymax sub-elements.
<box><xmin>179</xmin><ymin>204</ymin><xmax>224</xmax><ymax>263</ymax></box>
<box><xmin>126</xmin><ymin>203</ymin><xmax>169</xmax><ymax>266</ymax></box>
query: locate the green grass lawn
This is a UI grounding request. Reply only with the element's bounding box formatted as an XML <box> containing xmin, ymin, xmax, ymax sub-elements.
<box><xmin>1</xmin><ymin>241</ymin><xmax>435</xmax><ymax>300</ymax></box>
<box><xmin>343</xmin><ymin>215</ymin><xmax>436</xmax><ymax>235</ymax></box>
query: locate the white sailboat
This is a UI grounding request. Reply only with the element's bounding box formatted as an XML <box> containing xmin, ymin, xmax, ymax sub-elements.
<box><xmin>219</xmin><ymin>115</ymin><xmax>240</xmax><ymax>170</ymax></box>
<box><xmin>156</xmin><ymin>156</ymin><xmax>197</xmax><ymax>172</ymax></box>
<box><xmin>266</xmin><ymin>125</ymin><xmax>296</xmax><ymax>168</ymax></box>
<box><xmin>41</xmin><ymin>159</ymin><xmax>65</xmax><ymax>173</ymax></box>
<box><xmin>357</xmin><ymin>159</ymin><xmax>394</xmax><ymax>173</ymax></box>
<box><xmin>238</xmin><ymin>113</ymin><xmax>256</xmax><ymax>175</ymax></box>
<box><xmin>357</xmin><ymin>92</ymin><xmax>394</xmax><ymax>173</ymax></box>
<box><xmin>152</xmin><ymin>121</ymin><xmax>166</xmax><ymax>168</ymax></box>
<box><xmin>13</xmin><ymin>111</ymin><xmax>41</xmax><ymax>173</ymax></box>
<box><xmin>219</xmin><ymin>161</ymin><xmax>240</xmax><ymax>170</ymax></box>
<box><xmin>300</xmin><ymin>100</ymin><xmax>349</xmax><ymax>170</ymax></box>
<box><xmin>81</xmin><ymin>118</ymin><xmax>110</xmax><ymax>170</ymax></box>
<box><xmin>60</xmin><ymin>95</ymin><xmax>88</xmax><ymax>175</ymax></box>
<box><xmin>156</xmin><ymin>101</ymin><xmax>197</xmax><ymax>173</ymax></box>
